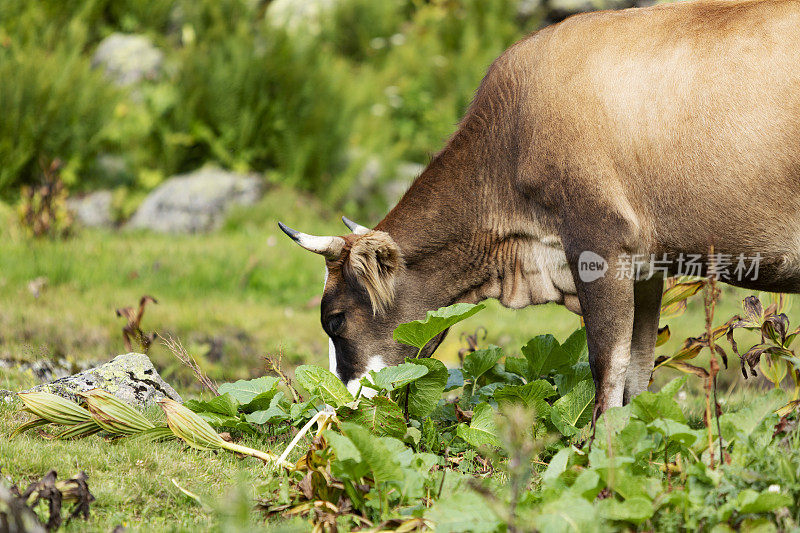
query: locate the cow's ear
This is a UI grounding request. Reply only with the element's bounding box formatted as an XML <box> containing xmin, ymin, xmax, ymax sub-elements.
<box><xmin>347</xmin><ymin>231</ymin><xmax>403</xmax><ymax>315</ymax></box>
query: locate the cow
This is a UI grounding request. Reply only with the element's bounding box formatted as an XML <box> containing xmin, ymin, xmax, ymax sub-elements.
<box><xmin>280</xmin><ymin>0</ymin><xmax>800</xmax><ymax>417</ymax></box>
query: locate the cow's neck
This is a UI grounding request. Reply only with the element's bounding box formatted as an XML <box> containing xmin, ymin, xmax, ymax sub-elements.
<box><xmin>375</xmin><ymin>116</ymin><xmax>579</xmax><ymax>314</ymax></box>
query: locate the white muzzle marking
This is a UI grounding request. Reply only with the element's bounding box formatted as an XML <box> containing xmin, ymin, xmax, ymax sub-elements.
<box><xmin>322</xmin><ymin>267</ymin><xmax>386</xmax><ymax>400</ymax></box>
<box><xmin>346</xmin><ymin>356</ymin><xmax>386</xmax><ymax>398</ymax></box>
<box><xmin>324</xmin><ymin>267</ymin><xmax>339</xmax><ymax>378</ymax></box>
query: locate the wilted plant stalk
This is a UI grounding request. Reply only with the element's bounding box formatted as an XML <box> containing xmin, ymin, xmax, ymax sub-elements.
<box><xmin>159</xmin><ymin>399</ymin><xmax>294</xmax><ymax>470</ymax></box>
<box><xmin>265</xmin><ymin>348</ymin><xmax>300</xmax><ymax>403</ymax></box>
<box><xmin>162</xmin><ymin>334</ymin><xmax>219</xmax><ymax>395</ymax></box>
<box><xmin>116</xmin><ymin>295</ymin><xmax>158</xmax><ymax>354</ymax></box>
<box><xmin>80</xmin><ymin>389</ymin><xmax>155</xmax><ymax>435</ymax></box>
<box><xmin>702</xmin><ymin>248</ymin><xmax>724</xmax><ymax>467</ymax></box>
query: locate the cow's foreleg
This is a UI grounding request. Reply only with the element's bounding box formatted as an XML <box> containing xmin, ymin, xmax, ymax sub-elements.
<box><xmin>571</xmin><ymin>256</ymin><xmax>635</xmax><ymax>418</ymax></box>
<box><xmin>623</xmin><ymin>276</ymin><xmax>663</xmax><ymax>404</ymax></box>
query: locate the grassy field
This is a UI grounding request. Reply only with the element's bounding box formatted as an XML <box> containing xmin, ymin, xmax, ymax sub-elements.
<box><xmin>1</xmin><ymin>188</ymin><xmax>792</xmax><ymax>531</ymax></box>
<box><xmin>0</xmin><ymin>186</ymin><xmax>592</xmax><ymax>389</ymax></box>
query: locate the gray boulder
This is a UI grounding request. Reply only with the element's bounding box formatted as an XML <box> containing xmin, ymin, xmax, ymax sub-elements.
<box><xmin>67</xmin><ymin>190</ymin><xmax>114</xmax><ymax>228</ymax></box>
<box><xmin>382</xmin><ymin>161</ymin><xmax>423</xmax><ymax>207</ymax></box>
<box><xmin>92</xmin><ymin>33</ymin><xmax>164</xmax><ymax>86</ymax></box>
<box><xmin>127</xmin><ymin>167</ymin><xmax>263</xmax><ymax>233</ymax></box>
<box><xmin>349</xmin><ymin>156</ymin><xmax>422</xmax><ymax>212</ymax></box>
<box><xmin>21</xmin><ymin>353</ymin><xmax>181</xmax><ymax>408</ymax></box>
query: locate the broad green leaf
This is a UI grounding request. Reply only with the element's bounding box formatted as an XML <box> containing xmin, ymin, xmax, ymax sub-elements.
<box><xmin>427</xmin><ymin>490</ymin><xmax>503</xmax><ymax>533</ymax></box>
<box><xmin>562</xmin><ymin>328</ymin><xmax>588</xmax><ymax>362</ymax></box>
<box><xmin>542</xmin><ymin>447</ymin><xmax>572</xmax><ymax>482</ymax></box>
<box><xmin>195</xmin><ymin>411</ymin><xmax>239</xmax><ymax>427</ymax></box>
<box><xmin>504</xmin><ymin>357</ymin><xmax>529</xmax><ymax>378</ymax></box>
<box><xmin>217</xmin><ymin>377</ymin><xmax>279</xmax><ymax>404</ymax></box>
<box><xmin>760</xmin><ymin>353</ymin><xmax>787</xmax><ymax>385</ymax></box>
<box><xmin>338</xmin><ymin>396</ymin><xmax>406</xmax><ymax>438</ymax></box>
<box><xmin>647</xmin><ymin>419</ymin><xmax>699</xmax><ymax>447</ymax></box>
<box><xmin>594</xmin><ymin>405</ymin><xmax>649</xmax><ymax>456</ymax></box>
<box><xmin>462</xmin><ymin>345</ymin><xmax>503</xmax><ymax>382</ymax></box>
<box><xmin>476</xmin><ymin>382</ymin><xmax>506</xmax><ymax>403</ymax></box>
<box><xmin>245</xmin><ymin>406</ymin><xmax>288</xmax><ymax>425</ymax></box>
<box><xmin>393</xmin><ymin>303</ymin><xmax>485</xmax><ymax>350</ymax></box>
<box><xmin>324</xmin><ymin>430</ymin><xmax>370</xmax><ymax>480</ymax></box>
<box><xmin>720</xmin><ymin>388</ymin><xmax>786</xmax><ymax>440</ymax></box>
<box><xmin>407</xmin><ymin>357</ymin><xmax>449</xmax><ymax>418</ymax></box>
<box><xmin>363</xmin><ymin>361</ymin><xmax>428</xmax><ymax>392</ymax></box>
<box><xmin>554</xmin><ymin>361</ymin><xmax>592</xmax><ymax>396</ymax></box>
<box><xmin>630</xmin><ymin>390</ymin><xmax>685</xmax><ymax>424</ymax></box>
<box><xmin>532</xmin><ymin>495</ymin><xmax>599</xmax><ymax>533</ymax></box>
<box><xmin>245</xmin><ymin>393</ymin><xmax>290</xmax><ymax>425</ymax></box>
<box><xmin>482</xmin><ymin>364</ymin><xmax>525</xmax><ymax>386</ymax></box>
<box><xmin>193</xmin><ymin>410</ymin><xmax>256</xmax><ymax>435</ymax></box>
<box><xmin>550</xmin><ymin>380</ymin><xmax>595</xmax><ymax>436</ymax></box>
<box><xmin>737</xmin><ymin>489</ymin><xmax>792</xmax><ymax>514</ymax></box>
<box><xmin>240</xmin><ymin>389</ymin><xmax>281</xmax><ymax>413</ymax></box>
<box><xmin>404</xmin><ymin>426</ymin><xmax>422</xmax><ymax>446</ymax></box>
<box><xmin>294</xmin><ymin>365</ymin><xmax>353</xmax><ymax>407</ymax></box>
<box><xmin>456</xmin><ymin>402</ymin><xmax>501</xmax><ymax>447</ymax></box>
<box><xmin>522</xmin><ymin>334</ymin><xmax>571</xmax><ymax>379</ymax></box>
<box><xmin>597</xmin><ymin>496</ymin><xmax>654</xmax><ymax>524</ymax></box>
<box><xmin>289</xmin><ymin>400</ymin><xmax>317</xmax><ymax>421</ymax></box>
<box><xmin>494</xmin><ymin>380</ymin><xmax>557</xmax><ymax>418</ymax></box>
<box><xmin>572</xmin><ymin>470</ymin><xmax>603</xmax><ymax>501</ymax></box>
<box><xmin>325</xmin><ymin>430</ymin><xmax>362</xmax><ymax>462</ymax></box>
<box><xmin>184</xmin><ymin>393</ymin><xmax>239</xmax><ymax>418</ymax></box>
<box><xmin>340</xmin><ymin>422</ymin><xmax>405</xmax><ymax>484</ymax></box>
<box><xmin>445</xmin><ymin>369</ymin><xmax>464</xmax><ymax>392</ymax></box>
<box><xmin>659</xmin><ymin>376</ymin><xmax>688</xmax><ymax>397</ymax></box>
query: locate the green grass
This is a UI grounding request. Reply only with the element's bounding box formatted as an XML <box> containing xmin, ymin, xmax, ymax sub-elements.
<box><xmin>0</xmin><ymin>399</ymin><xmax>302</xmax><ymax>532</ymax></box>
<box><xmin>0</xmin><ymin>187</ymin><xmax>792</xmax><ymax>531</ymax></box>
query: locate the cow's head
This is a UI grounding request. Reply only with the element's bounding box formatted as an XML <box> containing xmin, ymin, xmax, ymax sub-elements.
<box><xmin>279</xmin><ymin>218</ymin><xmax>445</xmax><ymax>395</ymax></box>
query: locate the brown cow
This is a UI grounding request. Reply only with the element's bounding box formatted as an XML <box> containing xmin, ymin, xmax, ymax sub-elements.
<box><xmin>280</xmin><ymin>0</ymin><xmax>800</xmax><ymax>416</ymax></box>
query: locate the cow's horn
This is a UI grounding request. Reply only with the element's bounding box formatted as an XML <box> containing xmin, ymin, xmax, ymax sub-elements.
<box><xmin>278</xmin><ymin>222</ymin><xmax>345</xmax><ymax>259</ymax></box>
<box><xmin>341</xmin><ymin>216</ymin><xmax>370</xmax><ymax>235</ymax></box>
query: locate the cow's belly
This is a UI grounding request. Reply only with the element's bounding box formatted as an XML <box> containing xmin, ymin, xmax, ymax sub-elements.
<box><xmin>485</xmin><ymin>236</ymin><xmax>580</xmax><ymax>312</ymax></box>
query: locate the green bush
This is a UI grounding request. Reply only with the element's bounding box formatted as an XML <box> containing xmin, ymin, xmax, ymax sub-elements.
<box><xmin>0</xmin><ymin>38</ymin><xmax>122</xmax><ymax>195</ymax></box>
<box><xmin>165</xmin><ymin>17</ymin><xmax>353</xmax><ymax>192</ymax></box>
<box><xmin>0</xmin><ymin>0</ymin><xmax>546</xmax><ymax>212</ymax></box>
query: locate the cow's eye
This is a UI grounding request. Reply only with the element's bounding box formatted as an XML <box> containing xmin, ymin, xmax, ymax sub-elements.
<box><xmin>327</xmin><ymin>313</ymin><xmax>345</xmax><ymax>335</ymax></box>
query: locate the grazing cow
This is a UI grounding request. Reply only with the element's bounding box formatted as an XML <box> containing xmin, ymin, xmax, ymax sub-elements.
<box><xmin>280</xmin><ymin>0</ymin><xmax>800</xmax><ymax>417</ymax></box>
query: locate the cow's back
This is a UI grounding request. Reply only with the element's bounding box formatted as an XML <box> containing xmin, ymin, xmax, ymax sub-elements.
<box><xmin>509</xmin><ymin>0</ymin><xmax>800</xmax><ymax>259</ymax></box>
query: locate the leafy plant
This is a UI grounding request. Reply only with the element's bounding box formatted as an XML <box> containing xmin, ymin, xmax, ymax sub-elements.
<box><xmin>728</xmin><ymin>295</ymin><xmax>800</xmax><ymax>408</ymax></box>
<box><xmin>17</xmin><ymin>160</ymin><xmax>73</xmax><ymax>239</ymax></box>
<box><xmin>393</xmin><ymin>303</ymin><xmax>486</xmax><ymax>357</ymax></box>
<box><xmin>12</xmin><ymin>302</ymin><xmax>800</xmax><ymax>531</ymax></box>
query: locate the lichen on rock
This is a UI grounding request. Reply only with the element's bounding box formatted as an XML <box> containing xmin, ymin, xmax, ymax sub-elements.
<box><xmin>21</xmin><ymin>353</ymin><xmax>181</xmax><ymax>408</ymax></box>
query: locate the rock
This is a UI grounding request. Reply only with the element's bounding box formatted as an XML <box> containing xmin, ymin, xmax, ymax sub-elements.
<box><xmin>382</xmin><ymin>161</ymin><xmax>423</xmax><ymax>207</ymax></box>
<box><xmin>95</xmin><ymin>153</ymin><xmax>132</xmax><ymax>185</ymax></box>
<box><xmin>92</xmin><ymin>33</ymin><xmax>164</xmax><ymax>86</ymax></box>
<box><xmin>349</xmin><ymin>156</ymin><xmax>423</xmax><ymax>213</ymax></box>
<box><xmin>546</xmin><ymin>0</ymin><xmax>635</xmax><ymax>18</ymax></box>
<box><xmin>21</xmin><ymin>353</ymin><xmax>181</xmax><ymax>408</ymax></box>
<box><xmin>266</xmin><ymin>0</ymin><xmax>339</xmax><ymax>38</ymax></box>
<box><xmin>127</xmin><ymin>167</ymin><xmax>263</xmax><ymax>233</ymax></box>
<box><xmin>0</xmin><ymin>389</ymin><xmax>13</xmax><ymax>405</ymax></box>
<box><xmin>0</xmin><ymin>357</ymin><xmax>96</xmax><ymax>382</ymax></box>
<box><xmin>67</xmin><ymin>191</ymin><xmax>114</xmax><ymax>228</ymax></box>
<box><xmin>517</xmin><ymin>0</ymin><xmax>542</xmax><ymax>18</ymax></box>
